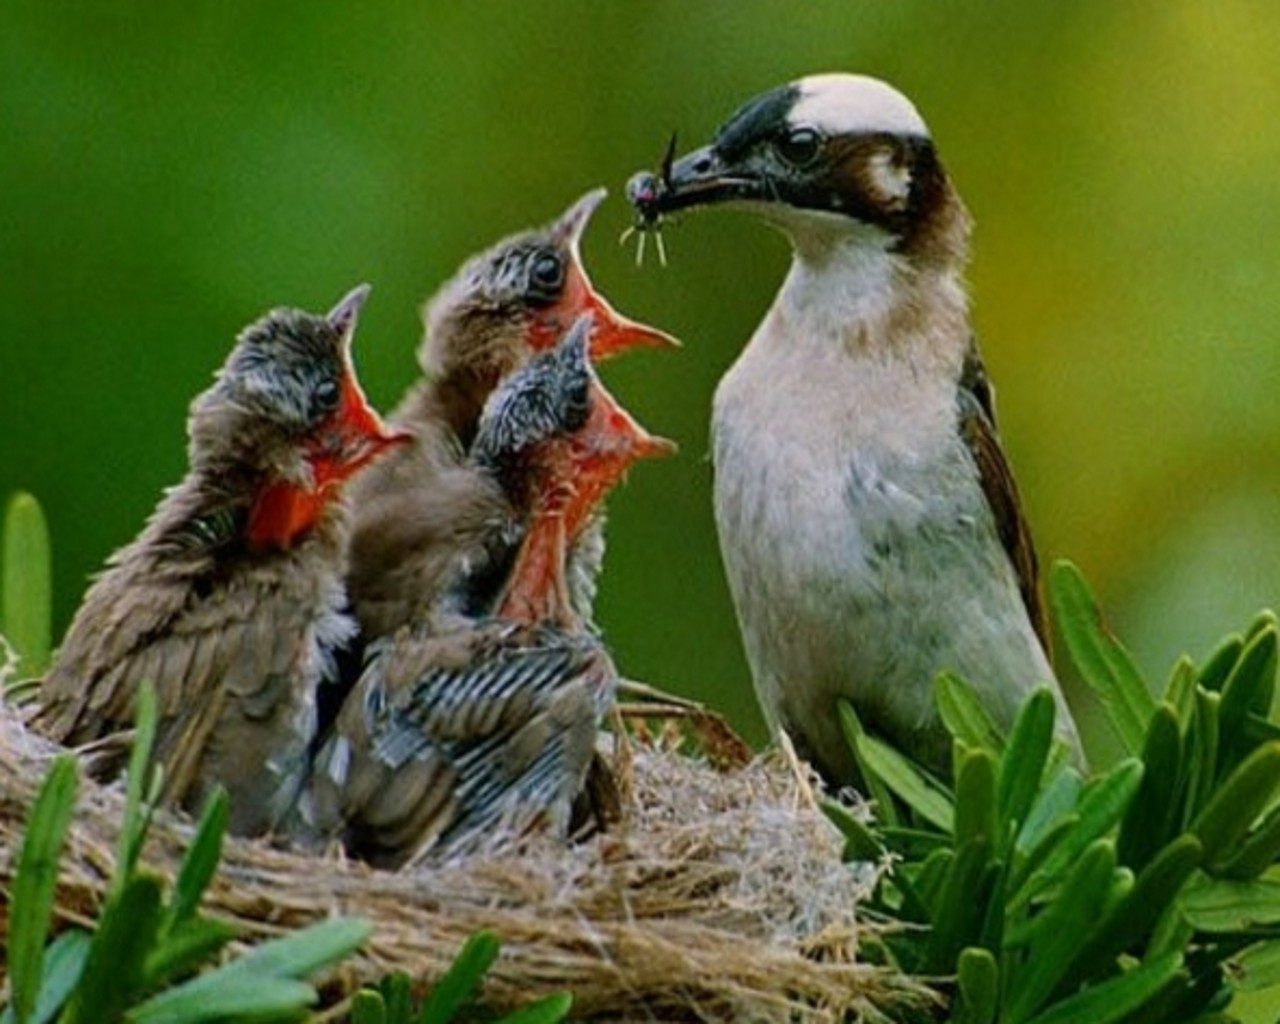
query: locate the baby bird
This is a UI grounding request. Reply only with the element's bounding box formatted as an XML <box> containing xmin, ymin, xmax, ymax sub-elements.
<box><xmin>301</xmin><ymin>318</ymin><xmax>674</xmax><ymax>867</ymax></box>
<box><xmin>35</xmin><ymin>286</ymin><xmax>408</xmax><ymax>835</ymax></box>
<box><xmin>345</xmin><ymin>189</ymin><xmax>676</xmax><ymax>641</ymax></box>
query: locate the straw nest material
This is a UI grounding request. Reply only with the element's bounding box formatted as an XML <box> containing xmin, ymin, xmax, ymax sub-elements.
<box><xmin>0</xmin><ymin>694</ymin><xmax>938</xmax><ymax>1023</ymax></box>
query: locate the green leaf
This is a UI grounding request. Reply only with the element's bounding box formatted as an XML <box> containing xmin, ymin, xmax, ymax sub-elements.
<box><xmin>954</xmin><ymin>946</ymin><xmax>999</xmax><ymax>1024</ymax></box>
<box><xmin>1198</xmin><ymin>634</ymin><xmax>1244</xmax><ymax>693</ymax></box>
<box><xmin>935</xmin><ymin>672</ymin><xmax>1005</xmax><ymax>756</ymax></box>
<box><xmin>167</xmin><ymin>789</ymin><xmax>228</xmax><ymax>926</ymax></box>
<box><xmin>923</xmin><ymin>837</ymin><xmax>997</xmax><ymax>974</ymax></box>
<box><xmin>377</xmin><ymin>972</ymin><xmax>413</xmax><ymax>1024</ymax></box>
<box><xmin>1185</xmin><ymin>689</ymin><xmax>1221</xmax><ymax>827</ymax></box>
<box><xmin>3</xmin><ymin>929</ymin><xmax>92</xmax><ymax>1024</ymax></box>
<box><xmin>126</xmin><ymin>975</ymin><xmax>316</xmax><ymax>1023</ymax></box>
<box><xmin>1217</xmin><ymin>627</ymin><xmax>1278</xmax><ymax>772</ymax></box>
<box><xmin>143</xmin><ymin>916</ymin><xmax>240</xmax><ymax>988</ymax></box>
<box><xmin>1012</xmin><ymin>760</ymin><xmax>1142</xmax><ymax>912</ymax></box>
<box><xmin>1190</xmin><ymin>741</ymin><xmax>1280</xmax><ymax>869</ymax></box>
<box><xmin>1018</xmin><ymin>769</ymin><xmax>1083</xmax><ymax>855</ymax></box>
<box><xmin>1020</xmin><ymin>953</ymin><xmax>1183</xmax><ymax>1024</ymax></box>
<box><xmin>1180</xmin><ymin>874</ymin><xmax>1280</xmax><ymax>932</ymax></box>
<box><xmin>998</xmin><ymin>689</ymin><xmax>1057</xmax><ymax>840</ymax></box>
<box><xmin>118</xmin><ymin>680</ymin><xmax>160</xmax><ymax>890</ymax></box>
<box><xmin>838</xmin><ymin>700</ymin><xmax>902</xmax><ymax>828</ymax></box>
<box><xmin>1068</xmin><ymin>834</ymin><xmax>1202</xmax><ymax>985</ymax></box>
<box><xmin>9</xmin><ymin>754</ymin><xmax>78</xmax><ymax>1024</ymax></box>
<box><xmin>350</xmin><ymin>989</ymin><xmax>388</xmax><ymax>1024</ymax></box>
<box><xmin>1006</xmin><ymin>840</ymin><xmax>1119</xmax><ymax>1023</ymax></box>
<box><xmin>1232</xmin><ymin>938</ymin><xmax>1280</xmax><ymax>991</ymax></box>
<box><xmin>492</xmin><ymin>993</ymin><xmax>573</xmax><ymax>1024</ymax></box>
<box><xmin>954</xmin><ymin>748</ymin><xmax>998</xmax><ymax>849</ymax></box>
<box><xmin>1117</xmin><ymin>704</ymin><xmax>1182</xmax><ymax>871</ymax></box>
<box><xmin>64</xmin><ymin>872</ymin><xmax>165</xmax><ymax>1024</ymax></box>
<box><xmin>2</xmin><ymin>491</ymin><xmax>53</xmax><ymax>679</ymax></box>
<box><xmin>1049</xmin><ymin>560</ymin><xmax>1155</xmax><ymax>755</ymax></box>
<box><xmin>217</xmin><ymin>917</ymin><xmax>374</xmax><ymax>982</ymax></box>
<box><xmin>821</xmin><ymin>800</ymin><xmax>885</xmax><ymax>862</ymax></box>
<box><xmin>1216</xmin><ymin>801</ymin><xmax>1280</xmax><ymax>881</ymax></box>
<box><xmin>1163</xmin><ymin>656</ymin><xmax>1198</xmax><ymax>729</ymax></box>
<box><xmin>856</xmin><ymin>732</ymin><xmax>954</xmax><ymax>833</ymax></box>
<box><xmin>419</xmin><ymin>930</ymin><xmax>502</xmax><ymax>1024</ymax></box>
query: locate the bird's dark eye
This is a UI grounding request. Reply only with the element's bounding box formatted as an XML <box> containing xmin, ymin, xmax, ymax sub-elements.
<box><xmin>775</xmin><ymin>127</ymin><xmax>823</xmax><ymax>168</ymax></box>
<box><xmin>527</xmin><ymin>252</ymin><xmax>565</xmax><ymax>299</ymax></box>
<box><xmin>310</xmin><ymin>377</ymin><xmax>341</xmax><ymax>419</ymax></box>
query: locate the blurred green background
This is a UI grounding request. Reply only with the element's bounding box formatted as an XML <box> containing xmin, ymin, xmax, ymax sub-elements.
<box><xmin>4</xmin><ymin>1</ymin><xmax>1280</xmax><ymax>754</ymax></box>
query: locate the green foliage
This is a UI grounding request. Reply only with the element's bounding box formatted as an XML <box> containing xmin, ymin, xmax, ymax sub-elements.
<box><xmin>1</xmin><ymin>491</ymin><xmax>52</xmax><ymax>683</ymax></box>
<box><xmin>0</xmin><ymin>681</ymin><xmax>372</xmax><ymax>1024</ymax></box>
<box><xmin>834</xmin><ymin>560</ymin><xmax>1280</xmax><ymax>1024</ymax></box>
<box><xmin>349</xmin><ymin>932</ymin><xmax>572</xmax><ymax>1024</ymax></box>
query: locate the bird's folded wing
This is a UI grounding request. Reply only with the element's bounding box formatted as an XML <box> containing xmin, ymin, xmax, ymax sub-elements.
<box><xmin>957</xmin><ymin>344</ymin><xmax>1049</xmax><ymax>653</ymax></box>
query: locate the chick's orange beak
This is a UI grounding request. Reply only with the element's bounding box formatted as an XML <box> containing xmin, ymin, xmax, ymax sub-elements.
<box><xmin>314</xmin><ymin>283</ymin><xmax>413</xmax><ymax>485</ymax></box>
<box><xmin>527</xmin><ymin>255</ymin><xmax>680</xmax><ymax>358</ymax></box>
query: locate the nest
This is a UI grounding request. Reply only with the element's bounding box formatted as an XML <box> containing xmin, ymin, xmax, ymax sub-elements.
<box><xmin>0</xmin><ymin>695</ymin><xmax>938</xmax><ymax>1023</ymax></box>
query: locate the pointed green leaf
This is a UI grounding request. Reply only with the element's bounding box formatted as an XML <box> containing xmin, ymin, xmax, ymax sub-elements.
<box><xmin>998</xmin><ymin>689</ymin><xmax>1056</xmax><ymax>839</ymax></box>
<box><xmin>954</xmin><ymin>946</ymin><xmax>999</xmax><ymax>1024</ymax></box>
<box><xmin>14</xmin><ymin>929</ymin><xmax>91</xmax><ymax>1024</ymax></box>
<box><xmin>821</xmin><ymin>800</ymin><xmax>884</xmax><ymax>862</ymax></box>
<box><xmin>1185</xmin><ymin>689</ymin><xmax>1221</xmax><ymax>827</ymax></box>
<box><xmin>1068</xmin><ymin>834</ymin><xmax>1202</xmax><ymax>985</ymax></box>
<box><xmin>1049</xmin><ymin>560</ymin><xmax>1155</xmax><ymax>754</ymax></box>
<box><xmin>1198</xmin><ymin>634</ymin><xmax>1244</xmax><ymax>693</ymax></box>
<box><xmin>855</xmin><ymin>732</ymin><xmax>954</xmax><ymax>833</ymax></box>
<box><xmin>839</xmin><ymin>700</ymin><xmax>902</xmax><ymax>828</ymax></box>
<box><xmin>1012</xmin><ymin>760</ymin><xmax>1142</xmax><ymax>912</ymax></box>
<box><xmin>1163</xmin><ymin>656</ymin><xmax>1198</xmax><ymax>729</ymax></box>
<box><xmin>168</xmin><ymin>789</ymin><xmax>228</xmax><ymax>926</ymax></box>
<box><xmin>909</xmin><ymin>847</ymin><xmax>955</xmax><ymax>918</ymax></box>
<box><xmin>1117</xmin><ymin>704</ymin><xmax>1182</xmax><ymax>871</ymax></box>
<box><xmin>923</xmin><ymin>837</ymin><xmax>997</xmax><ymax>974</ymax></box>
<box><xmin>1191</xmin><ymin>741</ymin><xmax>1280</xmax><ymax>869</ymax></box>
<box><xmin>64</xmin><ymin>873</ymin><xmax>165</xmax><ymax>1024</ymax></box>
<box><xmin>1018</xmin><ymin>768</ymin><xmax>1083</xmax><ymax>854</ymax></box>
<box><xmin>2</xmin><ymin>492</ymin><xmax>52</xmax><ymax>679</ymax></box>
<box><xmin>218</xmin><ymin>917</ymin><xmax>373</xmax><ymax>982</ymax></box>
<box><xmin>492</xmin><ymin>993</ymin><xmax>573</xmax><ymax>1024</ymax></box>
<box><xmin>9</xmin><ymin>754</ymin><xmax>78</xmax><ymax>1024</ymax></box>
<box><xmin>118</xmin><ymin>680</ymin><xmax>160</xmax><ymax>889</ymax></box>
<box><xmin>419</xmin><ymin>930</ymin><xmax>502</xmax><ymax>1024</ymax></box>
<box><xmin>1006</xmin><ymin>840</ymin><xmax>1119</xmax><ymax>1024</ymax></box>
<box><xmin>955</xmin><ymin>748</ymin><xmax>998</xmax><ymax>849</ymax></box>
<box><xmin>1217</xmin><ymin>627</ymin><xmax>1278</xmax><ymax>771</ymax></box>
<box><xmin>1020</xmin><ymin>953</ymin><xmax>1182</xmax><ymax>1024</ymax></box>
<box><xmin>1217</xmin><ymin>801</ymin><xmax>1280</xmax><ymax>880</ymax></box>
<box><xmin>126</xmin><ymin>975</ymin><xmax>316</xmax><ymax>1023</ymax></box>
<box><xmin>143</xmin><ymin>917</ymin><xmax>240</xmax><ymax>988</ymax></box>
<box><xmin>935</xmin><ymin>672</ymin><xmax>1005</xmax><ymax>755</ymax></box>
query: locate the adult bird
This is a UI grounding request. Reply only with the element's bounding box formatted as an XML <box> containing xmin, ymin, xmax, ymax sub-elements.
<box><xmin>300</xmin><ymin>319</ymin><xmax>675</xmax><ymax>866</ymax></box>
<box><xmin>345</xmin><ymin>189</ymin><xmax>676</xmax><ymax>642</ymax></box>
<box><xmin>35</xmin><ymin>286</ymin><xmax>409</xmax><ymax>835</ymax></box>
<box><xmin>628</xmin><ymin>73</ymin><xmax>1082</xmax><ymax>782</ymax></box>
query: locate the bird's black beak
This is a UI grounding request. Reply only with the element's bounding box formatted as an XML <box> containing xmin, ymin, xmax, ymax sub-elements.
<box><xmin>628</xmin><ymin>142</ymin><xmax>765</xmax><ymax>224</ymax></box>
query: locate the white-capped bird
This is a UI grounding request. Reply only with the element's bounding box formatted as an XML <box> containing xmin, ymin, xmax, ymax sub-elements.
<box><xmin>629</xmin><ymin>73</ymin><xmax>1083</xmax><ymax>782</ymax></box>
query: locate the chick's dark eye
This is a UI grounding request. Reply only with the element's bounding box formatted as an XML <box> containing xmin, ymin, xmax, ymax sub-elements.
<box><xmin>528</xmin><ymin>253</ymin><xmax>565</xmax><ymax>298</ymax></box>
<box><xmin>310</xmin><ymin>377</ymin><xmax>341</xmax><ymax>419</ymax></box>
<box><xmin>775</xmin><ymin>127</ymin><xmax>822</xmax><ymax>168</ymax></box>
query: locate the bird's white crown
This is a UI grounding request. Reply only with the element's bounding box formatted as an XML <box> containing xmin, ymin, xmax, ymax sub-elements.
<box><xmin>790</xmin><ymin>74</ymin><xmax>929</xmax><ymax>139</ymax></box>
